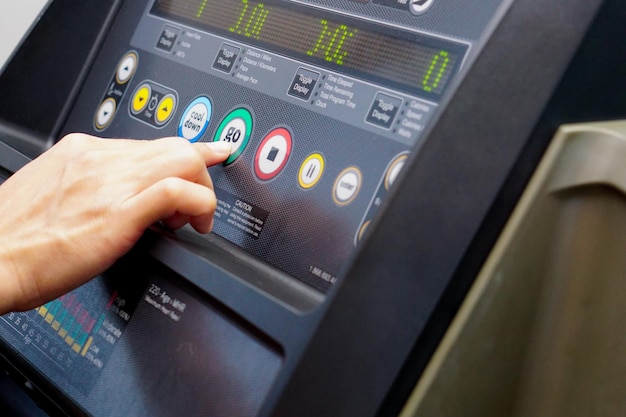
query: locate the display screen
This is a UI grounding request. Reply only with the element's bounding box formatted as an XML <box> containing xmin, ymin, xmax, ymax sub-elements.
<box><xmin>152</xmin><ymin>0</ymin><xmax>467</xmax><ymax>98</ymax></box>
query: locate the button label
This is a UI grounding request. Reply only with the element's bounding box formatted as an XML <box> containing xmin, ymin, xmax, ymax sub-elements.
<box><xmin>178</xmin><ymin>96</ymin><xmax>212</xmax><ymax>142</ymax></box>
<box><xmin>333</xmin><ymin>167</ymin><xmax>362</xmax><ymax>206</ymax></box>
<box><xmin>288</xmin><ymin>68</ymin><xmax>320</xmax><ymax>101</ymax></box>
<box><xmin>213</xmin><ymin>43</ymin><xmax>241</xmax><ymax>74</ymax></box>
<box><xmin>213</xmin><ymin>108</ymin><xmax>253</xmax><ymax>165</ymax></box>
<box><xmin>156</xmin><ymin>25</ymin><xmax>181</xmax><ymax>53</ymax></box>
<box><xmin>366</xmin><ymin>92</ymin><xmax>403</xmax><ymax>129</ymax></box>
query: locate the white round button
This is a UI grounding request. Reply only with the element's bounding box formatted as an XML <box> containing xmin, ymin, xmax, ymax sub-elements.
<box><xmin>116</xmin><ymin>52</ymin><xmax>138</xmax><ymax>85</ymax></box>
<box><xmin>384</xmin><ymin>154</ymin><xmax>408</xmax><ymax>190</ymax></box>
<box><xmin>410</xmin><ymin>0</ymin><xmax>435</xmax><ymax>15</ymax></box>
<box><xmin>94</xmin><ymin>98</ymin><xmax>116</xmax><ymax>131</ymax></box>
<box><xmin>254</xmin><ymin>128</ymin><xmax>292</xmax><ymax>180</ymax></box>
<box><xmin>333</xmin><ymin>167</ymin><xmax>362</xmax><ymax>206</ymax></box>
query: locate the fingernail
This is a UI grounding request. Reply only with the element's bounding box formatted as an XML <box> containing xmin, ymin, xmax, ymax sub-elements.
<box><xmin>206</xmin><ymin>141</ymin><xmax>232</xmax><ymax>155</ymax></box>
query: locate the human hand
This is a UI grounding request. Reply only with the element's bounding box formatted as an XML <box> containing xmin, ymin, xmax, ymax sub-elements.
<box><xmin>0</xmin><ymin>134</ymin><xmax>229</xmax><ymax>313</ymax></box>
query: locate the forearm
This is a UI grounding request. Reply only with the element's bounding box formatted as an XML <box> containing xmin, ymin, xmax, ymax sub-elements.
<box><xmin>0</xmin><ymin>231</ymin><xmax>89</xmax><ymax>314</ymax></box>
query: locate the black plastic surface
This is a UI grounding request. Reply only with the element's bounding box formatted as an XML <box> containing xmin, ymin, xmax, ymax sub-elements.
<box><xmin>268</xmin><ymin>0</ymin><xmax>604</xmax><ymax>415</ymax></box>
<box><xmin>0</xmin><ymin>0</ymin><xmax>616</xmax><ymax>416</ymax></box>
<box><xmin>0</xmin><ymin>141</ymin><xmax>31</xmax><ymax>174</ymax></box>
<box><xmin>0</xmin><ymin>371</ymin><xmax>51</xmax><ymax>417</ymax></box>
<box><xmin>0</xmin><ymin>0</ymin><xmax>122</xmax><ymax>156</ymax></box>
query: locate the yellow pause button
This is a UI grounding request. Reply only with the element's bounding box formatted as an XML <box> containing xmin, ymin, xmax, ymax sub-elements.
<box><xmin>156</xmin><ymin>94</ymin><xmax>176</xmax><ymax>125</ymax></box>
<box><xmin>131</xmin><ymin>84</ymin><xmax>151</xmax><ymax>114</ymax></box>
<box><xmin>298</xmin><ymin>153</ymin><xmax>325</xmax><ymax>189</ymax></box>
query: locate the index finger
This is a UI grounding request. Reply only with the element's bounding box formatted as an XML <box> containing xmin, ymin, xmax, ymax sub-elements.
<box><xmin>193</xmin><ymin>141</ymin><xmax>231</xmax><ymax>167</ymax></box>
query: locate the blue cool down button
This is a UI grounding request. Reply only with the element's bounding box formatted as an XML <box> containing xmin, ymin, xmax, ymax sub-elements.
<box><xmin>178</xmin><ymin>96</ymin><xmax>212</xmax><ymax>142</ymax></box>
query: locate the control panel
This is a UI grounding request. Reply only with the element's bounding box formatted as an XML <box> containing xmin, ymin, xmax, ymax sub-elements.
<box><xmin>6</xmin><ymin>0</ymin><xmax>604</xmax><ymax>416</ymax></box>
<box><xmin>63</xmin><ymin>0</ymin><xmax>494</xmax><ymax>292</ymax></box>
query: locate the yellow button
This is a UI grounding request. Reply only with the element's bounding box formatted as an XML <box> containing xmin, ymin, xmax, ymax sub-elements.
<box><xmin>156</xmin><ymin>94</ymin><xmax>176</xmax><ymax>125</ymax></box>
<box><xmin>131</xmin><ymin>84</ymin><xmax>151</xmax><ymax>114</ymax></box>
<box><xmin>357</xmin><ymin>220</ymin><xmax>371</xmax><ymax>243</ymax></box>
<box><xmin>298</xmin><ymin>153</ymin><xmax>325</xmax><ymax>189</ymax></box>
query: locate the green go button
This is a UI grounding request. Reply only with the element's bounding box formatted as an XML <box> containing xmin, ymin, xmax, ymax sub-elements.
<box><xmin>213</xmin><ymin>107</ymin><xmax>253</xmax><ymax>165</ymax></box>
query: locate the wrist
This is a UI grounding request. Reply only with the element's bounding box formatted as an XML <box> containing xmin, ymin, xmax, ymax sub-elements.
<box><xmin>0</xmin><ymin>240</ymin><xmax>24</xmax><ymax>314</ymax></box>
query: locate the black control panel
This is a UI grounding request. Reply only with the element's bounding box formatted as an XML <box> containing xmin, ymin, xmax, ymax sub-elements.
<box><xmin>0</xmin><ymin>0</ymin><xmax>609</xmax><ymax>416</ymax></box>
<box><xmin>63</xmin><ymin>0</ymin><xmax>483</xmax><ymax>293</ymax></box>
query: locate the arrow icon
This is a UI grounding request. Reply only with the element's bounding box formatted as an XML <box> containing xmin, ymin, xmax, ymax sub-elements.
<box><xmin>95</xmin><ymin>98</ymin><xmax>116</xmax><ymax>130</ymax></box>
<box><xmin>155</xmin><ymin>95</ymin><xmax>176</xmax><ymax>125</ymax></box>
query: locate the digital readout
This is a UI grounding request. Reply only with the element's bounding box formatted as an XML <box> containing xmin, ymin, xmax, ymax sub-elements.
<box><xmin>152</xmin><ymin>0</ymin><xmax>467</xmax><ymax>98</ymax></box>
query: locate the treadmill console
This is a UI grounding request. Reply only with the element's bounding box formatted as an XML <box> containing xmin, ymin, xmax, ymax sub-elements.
<box><xmin>0</xmin><ymin>0</ymin><xmax>604</xmax><ymax>416</ymax></box>
<box><xmin>66</xmin><ymin>0</ymin><xmax>483</xmax><ymax>293</ymax></box>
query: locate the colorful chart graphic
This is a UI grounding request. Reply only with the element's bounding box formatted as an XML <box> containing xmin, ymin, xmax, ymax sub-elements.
<box><xmin>1</xmin><ymin>274</ymin><xmax>144</xmax><ymax>394</ymax></box>
<box><xmin>35</xmin><ymin>291</ymin><xmax>119</xmax><ymax>357</ymax></box>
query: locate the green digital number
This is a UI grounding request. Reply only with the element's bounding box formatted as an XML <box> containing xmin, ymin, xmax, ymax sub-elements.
<box><xmin>196</xmin><ymin>0</ymin><xmax>208</xmax><ymax>18</ymax></box>
<box><xmin>307</xmin><ymin>20</ymin><xmax>356</xmax><ymax>65</ymax></box>
<box><xmin>229</xmin><ymin>0</ymin><xmax>269</xmax><ymax>39</ymax></box>
<box><xmin>423</xmin><ymin>50</ymin><xmax>449</xmax><ymax>92</ymax></box>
